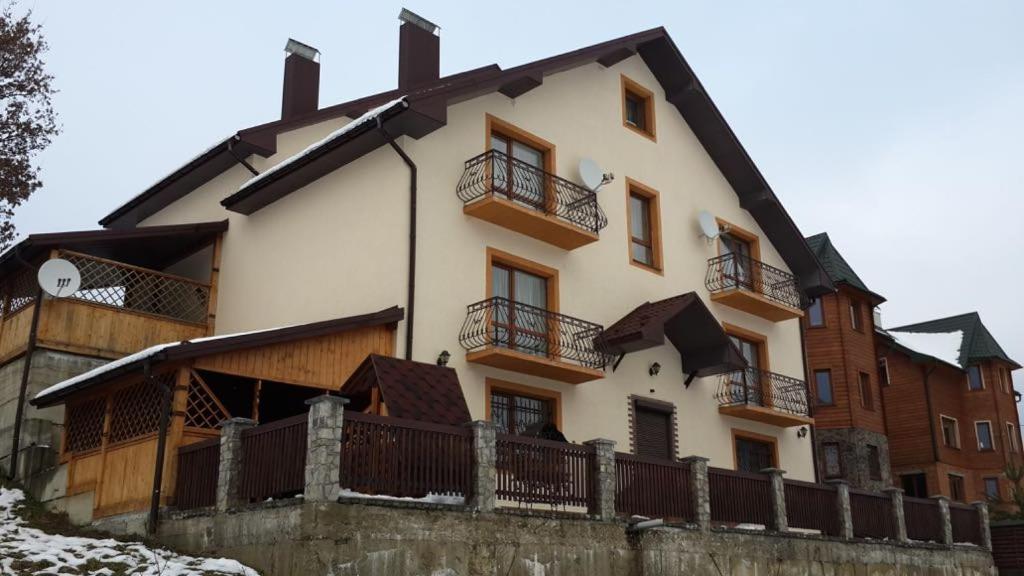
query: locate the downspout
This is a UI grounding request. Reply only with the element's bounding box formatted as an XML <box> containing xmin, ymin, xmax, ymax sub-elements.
<box><xmin>7</xmin><ymin>248</ymin><xmax>43</xmax><ymax>480</ymax></box>
<box><xmin>147</xmin><ymin>360</ymin><xmax>173</xmax><ymax>534</ymax></box>
<box><xmin>800</xmin><ymin>318</ymin><xmax>820</xmax><ymax>483</ymax></box>
<box><xmin>921</xmin><ymin>363</ymin><xmax>940</xmax><ymax>463</ymax></box>
<box><xmin>376</xmin><ymin>118</ymin><xmax>416</xmax><ymax>361</ymax></box>
<box><xmin>227</xmin><ymin>138</ymin><xmax>260</xmax><ymax>177</ymax></box>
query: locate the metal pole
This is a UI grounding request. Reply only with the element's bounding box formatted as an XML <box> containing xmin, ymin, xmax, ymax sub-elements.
<box><xmin>147</xmin><ymin>362</ymin><xmax>172</xmax><ymax>534</ymax></box>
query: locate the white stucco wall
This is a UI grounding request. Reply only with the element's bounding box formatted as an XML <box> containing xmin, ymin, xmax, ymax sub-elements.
<box><xmin>139</xmin><ymin>55</ymin><xmax>815</xmax><ymax>480</ymax></box>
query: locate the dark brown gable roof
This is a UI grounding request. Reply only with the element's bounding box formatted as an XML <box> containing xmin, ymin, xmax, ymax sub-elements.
<box><xmin>99</xmin><ymin>27</ymin><xmax>832</xmax><ymax>298</ymax></box>
<box><xmin>340</xmin><ymin>354</ymin><xmax>470</xmax><ymax>426</ymax></box>
<box><xmin>597</xmin><ymin>292</ymin><xmax>746</xmax><ymax>377</ymax></box>
<box><xmin>31</xmin><ymin>306</ymin><xmax>404</xmax><ymax>407</ymax></box>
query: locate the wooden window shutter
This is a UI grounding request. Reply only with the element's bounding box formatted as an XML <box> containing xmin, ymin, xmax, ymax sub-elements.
<box><xmin>634</xmin><ymin>405</ymin><xmax>673</xmax><ymax>460</ymax></box>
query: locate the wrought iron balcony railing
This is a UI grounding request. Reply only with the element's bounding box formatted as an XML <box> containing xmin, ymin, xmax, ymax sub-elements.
<box><xmin>458</xmin><ymin>296</ymin><xmax>612</xmax><ymax>370</ymax></box>
<box><xmin>705</xmin><ymin>253</ymin><xmax>804</xmax><ymax>310</ymax></box>
<box><xmin>456</xmin><ymin>150</ymin><xmax>609</xmax><ymax>234</ymax></box>
<box><xmin>715</xmin><ymin>368</ymin><xmax>810</xmax><ymax>417</ymax></box>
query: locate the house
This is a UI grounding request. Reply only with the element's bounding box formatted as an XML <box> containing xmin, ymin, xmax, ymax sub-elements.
<box><xmin>802</xmin><ymin>233</ymin><xmax>891</xmax><ymax>490</ymax></box>
<box><xmin>878</xmin><ymin>313</ymin><xmax>1022</xmax><ymax>505</ymax></box>
<box><xmin>3</xmin><ymin>11</ymin><xmax>835</xmax><ymax>520</ymax></box>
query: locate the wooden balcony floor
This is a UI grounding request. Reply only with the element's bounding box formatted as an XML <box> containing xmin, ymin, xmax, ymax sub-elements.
<box><xmin>464</xmin><ymin>196</ymin><xmax>599</xmax><ymax>250</ymax></box>
<box><xmin>466</xmin><ymin>346</ymin><xmax>605</xmax><ymax>384</ymax></box>
<box><xmin>710</xmin><ymin>289</ymin><xmax>803</xmax><ymax>322</ymax></box>
<box><xmin>718</xmin><ymin>403</ymin><xmax>814</xmax><ymax>428</ymax></box>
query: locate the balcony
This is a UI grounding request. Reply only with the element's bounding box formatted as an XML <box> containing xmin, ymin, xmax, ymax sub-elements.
<box><xmin>459</xmin><ymin>296</ymin><xmax>611</xmax><ymax>384</ymax></box>
<box><xmin>456</xmin><ymin>150</ymin><xmax>608</xmax><ymax>250</ymax></box>
<box><xmin>705</xmin><ymin>254</ymin><xmax>805</xmax><ymax>322</ymax></box>
<box><xmin>715</xmin><ymin>368</ymin><xmax>813</xmax><ymax>427</ymax></box>
<box><xmin>0</xmin><ymin>250</ymin><xmax>210</xmax><ymax>363</ymax></box>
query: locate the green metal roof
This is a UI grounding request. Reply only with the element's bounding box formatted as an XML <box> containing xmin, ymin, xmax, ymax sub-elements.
<box><xmin>804</xmin><ymin>233</ymin><xmax>884</xmax><ymax>302</ymax></box>
<box><xmin>888</xmin><ymin>312</ymin><xmax>1020</xmax><ymax>370</ymax></box>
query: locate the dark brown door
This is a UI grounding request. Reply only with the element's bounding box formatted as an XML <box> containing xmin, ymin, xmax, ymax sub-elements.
<box><xmin>635</xmin><ymin>405</ymin><xmax>673</xmax><ymax>460</ymax></box>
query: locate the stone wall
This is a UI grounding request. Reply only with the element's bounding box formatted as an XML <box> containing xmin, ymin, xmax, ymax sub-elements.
<box><xmin>816</xmin><ymin>427</ymin><xmax>892</xmax><ymax>491</ymax></box>
<box><xmin>154</xmin><ymin>500</ymin><xmax>994</xmax><ymax>576</ymax></box>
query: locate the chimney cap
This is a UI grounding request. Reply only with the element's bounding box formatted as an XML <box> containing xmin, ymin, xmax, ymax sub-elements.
<box><xmin>398</xmin><ymin>8</ymin><xmax>439</xmax><ymax>35</ymax></box>
<box><xmin>284</xmin><ymin>38</ymin><xmax>320</xmax><ymax>62</ymax></box>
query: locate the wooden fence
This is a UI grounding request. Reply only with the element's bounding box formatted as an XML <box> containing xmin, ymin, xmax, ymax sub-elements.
<box><xmin>784</xmin><ymin>479</ymin><xmax>838</xmax><ymax>536</ymax></box>
<box><xmin>614</xmin><ymin>453</ymin><xmax>693</xmax><ymax>521</ymax></box>
<box><xmin>992</xmin><ymin>522</ymin><xmax>1024</xmax><ymax>571</ymax></box>
<box><xmin>239</xmin><ymin>414</ymin><xmax>308</xmax><ymax>502</ymax></box>
<box><xmin>495</xmin><ymin>434</ymin><xmax>594</xmax><ymax>510</ymax></box>
<box><xmin>339</xmin><ymin>411</ymin><xmax>474</xmax><ymax>500</ymax></box>
<box><xmin>849</xmin><ymin>489</ymin><xmax>895</xmax><ymax>539</ymax></box>
<box><xmin>949</xmin><ymin>503</ymin><xmax>983</xmax><ymax>546</ymax></box>
<box><xmin>708</xmin><ymin>467</ymin><xmax>773</xmax><ymax>527</ymax></box>
<box><xmin>903</xmin><ymin>496</ymin><xmax>943</xmax><ymax>543</ymax></box>
<box><xmin>174</xmin><ymin>437</ymin><xmax>220</xmax><ymax>510</ymax></box>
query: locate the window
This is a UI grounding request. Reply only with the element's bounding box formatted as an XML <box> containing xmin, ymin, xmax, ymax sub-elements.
<box><xmin>632</xmin><ymin>397</ymin><xmax>675</xmax><ymax>460</ymax></box>
<box><xmin>901</xmin><ymin>473</ymin><xmax>928</xmax><ymax>498</ymax></box>
<box><xmin>734</xmin><ymin>432</ymin><xmax>777</xmax><ymax>473</ymax></box>
<box><xmin>867</xmin><ymin>445</ymin><xmax>882</xmax><ymax>480</ymax></box>
<box><xmin>879</xmin><ymin>358</ymin><xmax>890</xmax><ymax>387</ymax></box>
<box><xmin>859</xmin><ymin>372</ymin><xmax>874</xmax><ymax>410</ymax></box>
<box><xmin>725</xmin><ymin>328</ymin><xmax>767</xmax><ymax>405</ymax></box>
<box><xmin>940</xmin><ymin>416</ymin><xmax>960</xmax><ymax>449</ymax></box>
<box><xmin>822</xmin><ymin>443</ymin><xmax>842</xmax><ymax>479</ymax></box>
<box><xmin>625</xmin><ymin>179</ymin><xmax>662</xmax><ymax>272</ymax></box>
<box><xmin>984</xmin><ymin>477</ymin><xmax>1001</xmax><ymax>501</ymax></box>
<box><xmin>488</xmin><ymin>381</ymin><xmax>559</xmax><ymax>436</ymax></box>
<box><xmin>487</xmin><ymin>248</ymin><xmax>558</xmax><ymax>358</ymax></box>
<box><xmin>814</xmin><ymin>370</ymin><xmax>834</xmax><ymax>406</ymax></box>
<box><xmin>967</xmin><ymin>365</ymin><xmax>984</xmax><ymax>391</ymax></box>
<box><xmin>948</xmin><ymin>474</ymin><xmax>965</xmax><ymax>502</ymax></box>
<box><xmin>485</xmin><ymin>115</ymin><xmax>555</xmax><ymax>209</ymax></box>
<box><xmin>807</xmin><ymin>298</ymin><xmax>824</xmax><ymax>327</ymax></box>
<box><xmin>976</xmin><ymin>421</ymin><xmax>994</xmax><ymax>451</ymax></box>
<box><xmin>621</xmin><ymin>75</ymin><xmax>655</xmax><ymax>140</ymax></box>
<box><xmin>1008</xmin><ymin>423</ymin><xmax>1020</xmax><ymax>453</ymax></box>
<box><xmin>999</xmin><ymin>367</ymin><xmax>1012</xmax><ymax>393</ymax></box>
<box><xmin>849</xmin><ymin>300</ymin><xmax>863</xmax><ymax>331</ymax></box>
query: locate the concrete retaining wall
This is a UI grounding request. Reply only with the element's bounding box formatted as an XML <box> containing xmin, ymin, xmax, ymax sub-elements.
<box><xmin>154</xmin><ymin>500</ymin><xmax>995</xmax><ymax>576</ymax></box>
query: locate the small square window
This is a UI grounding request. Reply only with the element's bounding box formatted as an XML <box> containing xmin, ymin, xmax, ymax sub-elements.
<box><xmin>808</xmin><ymin>299</ymin><xmax>824</xmax><ymax>327</ymax></box>
<box><xmin>621</xmin><ymin>75</ymin><xmax>655</xmax><ymax>140</ymax></box>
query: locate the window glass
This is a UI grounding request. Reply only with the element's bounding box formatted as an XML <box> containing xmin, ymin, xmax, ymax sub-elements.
<box><xmin>976</xmin><ymin>422</ymin><xmax>994</xmax><ymax>451</ymax></box>
<box><xmin>808</xmin><ymin>299</ymin><xmax>824</xmax><ymax>327</ymax></box>
<box><xmin>949</xmin><ymin>475</ymin><xmax>965</xmax><ymax>502</ymax></box>
<box><xmin>1008</xmin><ymin>423</ymin><xmax>1020</xmax><ymax>453</ymax></box>
<box><xmin>629</xmin><ymin>194</ymin><xmax>652</xmax><ymax>266</ymax></box>
<box><xmin>815</xmin><ymin>370</ymin><xmax>833</xmax><ymax>405</ymax></box>
<box><xmin>849</xmin><ymin>301</ymin><xmax>862</xmax><ymax>330</ymax></box>
<box><xmin>879</xmin><ymin>358</ymin><xmax>890</xmax><ymax>387</ymax></box>
<box><xmin>822</xmin><ymin>443</ymin><xmax>842</xmax><ymax>479</ymax></box>
<box><xmin>941</xmin><ymin>417</ymin><xmax>959</xmax><ymax>448</ymax></box>
<box><xmin>735</xmin><ymin>437</ymin><xmax>775</xmax><ymax>473</ymax></box>
<box><xmin>984</xmin><ymin>478</ymin><xmax>1000</xmax><ymax>500</ymax></box>
<box><xmin>901</xmin><ymin>473</ymin><xmax>928</xmax><ymax>498</ymax></box>
<box><xmin>859</xmin><ymin>372</ymin><xmax>874</xmax><ymax>410</ymax></box>
<box><xmin>491</xmin><ymin>390</ymin><xmax>553</xmax><ymax>436</ymax></box>
<box><xmin>968</xmin><ymin>366</ymin><xmax>984</xmax><ymax>390</ymax></box>
<box><xmin>625</xmin><ymin>92</ymin><xmax>645</xmax><ymax>129</ymax></box>
<box><xmin>868</xmin><ymin>445</ymin><xmax>882</xmax><ymax>480</ymax></box>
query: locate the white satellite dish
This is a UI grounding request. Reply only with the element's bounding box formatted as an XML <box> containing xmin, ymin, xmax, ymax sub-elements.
<box><xmin>697</xmin><ymin>210</ymin><xmax>720</xmax><ymax>242</ymax></box>
<box><xmin>578</xmin><ymin>158</ymin><xmax>609</xmax><ymax>191</ymax></box>
<box><xmin>37</xmin><ymin>258</ymin><xmax>81</xmax><ymax>298</ymax></box>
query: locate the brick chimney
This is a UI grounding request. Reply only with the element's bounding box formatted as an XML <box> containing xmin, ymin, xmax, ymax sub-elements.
<box><xmin>397</xmin><ymin>9</ymin><xmax>440</xmax><ymax>91</ymax></box>
<box><xmin>281</xmin><ymin>39</ymin><xmax>320</xmax><ymax>121</ymax></box>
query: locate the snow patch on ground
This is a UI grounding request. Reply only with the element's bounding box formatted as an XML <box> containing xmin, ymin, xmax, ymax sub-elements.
<box><xmin>888</xmin><ymin>330</ymin><xmax>964</xmax><ymax>368</ymax></box>
<box><xmin>337</xmin><ymin>489</ymin><xmax>464</xmax><ymax>506</ymax></box>
<box><xmin>0</xmin><ymin>487</ymin><xmax>259</xmax><ymax>576</ymax></box>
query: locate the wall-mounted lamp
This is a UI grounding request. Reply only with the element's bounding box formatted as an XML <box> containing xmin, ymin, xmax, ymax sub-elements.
<box><xmin>649</xmin><ymin>362</ymin><xmax>661</xmax><ymax>377</ymax></box>
<box><xmin>797</xmin><ymin>427</ymin><xmax>808</xmax><ymax>439</ymax></box>
<box><xmin>1015</xmin><ymin>390</ymin><xmax>1022</xmax><ymax>404</ymax></box>
<box><xmin>436</xmin><ymin>350</ymin><xmax>451</xmax><ymax>366</ymax></box>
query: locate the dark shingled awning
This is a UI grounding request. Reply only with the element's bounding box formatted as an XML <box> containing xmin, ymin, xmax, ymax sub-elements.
<box><xmin>341</xmin><ymin>354</ymin><xmax>471</xmax><ymax>426</ymax></box>
<box><xmin>596</xmin><ymin>293</ymin><xmax>746</xmax><ymax>377</ymax></box>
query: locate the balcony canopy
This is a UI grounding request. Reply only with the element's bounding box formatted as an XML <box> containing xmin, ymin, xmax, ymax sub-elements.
<box><xmin>596</xmin><ymin>292</ymin><xmax>745</xmax><ymax>378</ymax></box>
<box><xmin>0</xmin><ymin>220</ymin><xmax>228</xmax><ymax>279</ymax></box>
<box><xmin>340</xmin><ymin>354</ymin><xmax>471</xmax><ymax>426</ymax></box>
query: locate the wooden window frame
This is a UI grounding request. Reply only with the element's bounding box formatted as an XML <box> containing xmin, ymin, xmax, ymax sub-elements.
<box><xmin>731</xmin><ymin>428</ymin><xmax>779</xmax><ymax>472</ymax></box>
<box><xmin>948</xmin><ymin>473</ymin><xmax>966</xmax><ymax>502</ymax></box>
<box><xmin>966</xmin><ymin>365</ymin><xmax>985</xmax><ymax>391</ymax></box>
<box><xmin>821</xmin><ymin>441</ymin><xmax>843</xmax><ymax>479</ymax></box>
<box><xmin>813</xmin><ymin>368</ymin><xmax>834</xmax><ymax>407</ymax></box>
<box><xmin>485</xmin><ymin>248</ymin><xmax>560</xmax><ymax>359</ymax></box>
<box><xmin>983</xmin><ymin>477</ymin><xmax>1000</xmax><ymax>501</ymax></box>
<box><xmin>940</xmin><ymin>415</ymin><xmax>961</xmax><ymax>450</ymax></box>
<box><xmin>625</xmin><ymin>178</ymin><xmax>663</xmax><ymax>274</ymax></box>
<box><xmin>858</xmin><ymin>371</ymin><xmax>874</xmax><ymax>411</ymax></box>
<box><xmin>722</xmin><ymin>323</ymin><xmax>770</xmax><ymax>370</ymax></box>
<box><xmin>484</xmin><ymin>378</ymin><xmax>562</xmax><ymax>434</ymax></box>
<box><xmin>849</xmin><ymin>300</ymin><xmax>863</xmax><ymax>332</ymax></box>
<box><xmin>1008</xmin><ymin>422</ymin><xmax>1020</xmax><ymax>453</ymax></box>
<box><xmin>867</xmin><ymin>444</ymin><xmax>882</xmax><ymax>480</ymax></box>
<box><xmin>484</xmin><ymin>114</ymin><xmax>557</xmax><ymax>207</ymax></box>
<box><xmin>715</xmin><ymin>218</ymin><xmax>762</xmax><ymax>261</ymax></box>
<box><xmin>807</xmin><ymin>298</ymin><xmax>826</xmax><ymax>328</ymax></box>
<box><xmin>975</xmin><ymin>420</ymin><xmax>996</xmax><ymax>452</ymax></box>
<box><xmin>879</xmin><ymin>357</ymin><xmax>891</xmax><ymax>387</ymax></box>
<box><xmin>620</xmin><ymin>74</ymin><xmax>656</xmax><ymax>141</ymax></box>
<box><xmin>629</xmin><ymin>395</ymin><xmax>678</xmax><ymax>460</ymax></box>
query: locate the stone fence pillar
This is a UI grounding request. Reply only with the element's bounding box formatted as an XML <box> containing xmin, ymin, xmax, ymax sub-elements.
<box><xmin>216</xmin><ymin>417</ymin><xmax>255</xmax><ymax>512</ymax></box>
<box><xmin>584</xmin><ymin>438</ymin><xmax>616</xmax><ymax>521</ymax></box>
<box><xmin>933</xmin><ymin>495</ymin><xmax>953</xmax><ymax>547</ymax></box>
<box><xmin>680</xmin><ymin>456</ymin><xmax>711</xmax><ymax>532</ymax></box>
<box><xmin>303</xmin><ymin>395</ymin><xmax>348</xmax><ymax>503</ymax></box>
<box><xmin>467</xmin><ymin>420</ymin><xmax>496</xmax><ymax>512</ymax></box>
<box><xmin>971</xmin><ymin>500</ymin><xmax>992</xmax><ymax>550</ymax></box>
<box><xmin>762</xmin><ymin>468</ymin><xmax>788</xmax><ymax>532</ymax></box>
<box><xmin>884</xmin><ymin>487</ymin><xmax>908</xmax><ymax>543</ymax></box>
<box><xmin>827</xmin><ymin>479</ymin><xmax>853</xmax><ymax>539</ymax></box>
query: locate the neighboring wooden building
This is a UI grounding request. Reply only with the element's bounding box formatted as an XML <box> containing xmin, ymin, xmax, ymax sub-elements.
<box><xmin>802</xmin><ymin>233</ymin><xmax>891</xmax><ymax>490</ymax></box>
<box><xmin>878</xmin><ymin>314</ymin><xmax>1022</xmax><ymax>506</ymax></box>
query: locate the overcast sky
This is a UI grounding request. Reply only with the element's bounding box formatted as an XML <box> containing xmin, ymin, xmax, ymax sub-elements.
<box><xmin>12</xmin><ymin>1</ymin><xmax>1023</xmax><ymax>393</ymax></box>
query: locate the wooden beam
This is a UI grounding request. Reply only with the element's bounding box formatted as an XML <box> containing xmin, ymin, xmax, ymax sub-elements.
<box><xmin>498</xmin><ymin>73</ymin><xmax>543</xmax><ymax>99</ymax></box>
<box><xmin>206</xmin><ymin>234</ymin><xmax>223</xmax><ymax>335</ymax></box>
<box><xmin>597</xmin><ymin>47</ymin><xmax>635</xmax><ymax>68</ymax></box>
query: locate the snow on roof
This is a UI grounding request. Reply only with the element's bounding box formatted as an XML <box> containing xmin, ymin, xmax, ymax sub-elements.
<box><xmin>888</xmin><ymin>329</ymin><xmax>964</xmax><ymax>369</ymax></box>
<box><xmin>238</xmin><ymin>96</ymin><xmax>407</xmax><ymax>190</ymax></box>
<box><xmin>33</xmin><ymin>324</ymin><xmax>296</xmax><ymax>402</ymax></box>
